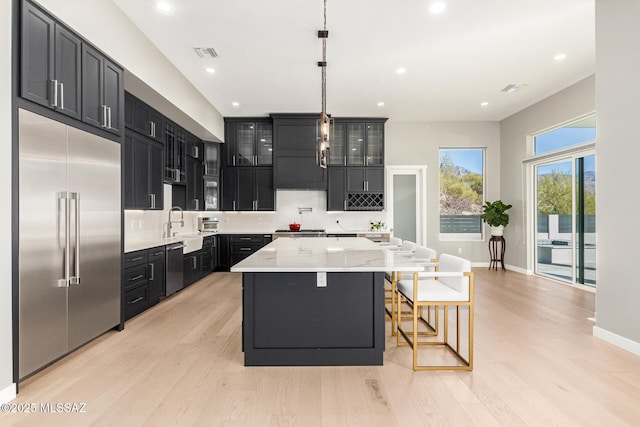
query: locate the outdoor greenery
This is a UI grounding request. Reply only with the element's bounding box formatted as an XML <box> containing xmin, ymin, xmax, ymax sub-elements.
<box><xmin>537</xmin><ymin>170</ymin><xmax>596</xmax><ymax>215</ymax></box>
<box><xmin>480</xmin><ymin>200</ymin><xmax>513</xmax><ymax>227</ymax></box>
<box><xmin>439</xmin><ymin>152</ymin><xmax>483</xmax><ymax>215</ymax></box>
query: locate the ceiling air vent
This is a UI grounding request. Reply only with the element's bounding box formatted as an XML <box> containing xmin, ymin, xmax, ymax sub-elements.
<box><xmin>501</xmin><ymin>83</ymin><xmax>528</xmax><ymax>93</ymax></box>
<box><xmin>193</xmin><ymin>47</ymin><xmax>219</xmax><ymax>58</ymax></box>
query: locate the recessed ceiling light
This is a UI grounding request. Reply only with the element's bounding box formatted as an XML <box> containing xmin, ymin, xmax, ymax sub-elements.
<box><xmin>377</xmin><ymin>102</ymin><xmax>385</xmax><ymax>107</ymax></box>
<box><xmin>554</xmin><ymin>53</ymin><xmax>567</xmax><ymax>61</ymax></box>
<box><xmin>396</xmin><ymin>68</ymin><xmax>406</xmax><ymax>75</ymax></box>
<box><xmin>156</xmin><ymin>1</ymin><xmax>172</xmax><ymax>13</ymax></box>
<box><xmin>232</xmin><ymin>102</ymin><xmax>240</xmax><ymax>107</ymax></box>
<box><xmin>206</xmin><ymin>67</ymin><xmax>215</xmax><ymax>74</ymax></box>
<box><xmin>430</xmin><ymin>2</ymin><xmax>447</xmax><ymax>14</ymax></box>
<box><xmin>480</xmin><ymin>102</ymin><xmax>489</xmax><ymax>107</ymax></box>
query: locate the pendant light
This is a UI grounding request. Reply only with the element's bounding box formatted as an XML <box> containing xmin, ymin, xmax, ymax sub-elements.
<box><xmin>317</xmin><ymin>0</ymin><xmax>332</xmax><ymax>168</ymax></box>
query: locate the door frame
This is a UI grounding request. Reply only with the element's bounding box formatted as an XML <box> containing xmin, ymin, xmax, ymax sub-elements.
<box><xmin>386</xmin><ymin>166</ymin><xmax>427</xmax><ymax>245</ymax></box>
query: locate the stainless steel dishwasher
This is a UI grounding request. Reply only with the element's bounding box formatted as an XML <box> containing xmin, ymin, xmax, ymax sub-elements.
<box><xmin>165</xmin><ymin>242</ymin><xmax>185</xmax><ymax>296</ymax></box>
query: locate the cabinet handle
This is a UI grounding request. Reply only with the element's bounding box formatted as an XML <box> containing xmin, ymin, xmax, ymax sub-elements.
<box><xmin>174</xmin><ymin>168</ymin><xmax>180</xmax><ymax>183</ymax></box>
<box><xmin>194</xmin><ymin>146</ymin><xmax>199</xmax><ymax>158</ymax></box>
<box><xmin>59</xmin><ymin>82</ymin><xmax>64</xmax><ymax>110</ymax></box>
<box><xmin>363</xmin><ymin>181</ymin><xmax>366</xmax><ymax>191</ymax></box>
<box><xmin>129</xmin><ymin>274</ymin><xmax>144</xmax><ymax>281</ymax></box>
<box><xmin>344</xmin><ymin>155</ymin><xmax>346</xmax><ymax>165</ymax></box>
<box><xmin>50</xmin><ymin>79</ymin><xmax>58</xmax><ymax>107</ymax></box>
<box><xmin>239</xmin><ymin>247</ymin><xmax>252</xmax><ymax>251</ymax></box>
<box><xmin>192</xmin><ymin>257</ymin><xmax>197</xmax><ymax>269</ymax></box>
<box><xmin>233</xmin><ymin>200</ymin><xmax>236</xmax><ymax>211</ymax></box>
<box><xmin>128</xmin><ymin>296</ymin><xmax>144</xmax><ymax>305</ymax></box>
<box><xmin>107</xmin><ymin>107</ymin><xmax>112</xmax><ymax>129</ymax></box>
<box><xmin>240</xmin><ymin>237</ymin><xmax>251</xmax><ymax>241</ymax></box>
<box><xmin>129</xmin><ymin>256</ymin><xmax>143</xmax><ymax>262</ymax></box>
<box><xmin>101</xmin><ymin>105</ymin><xmax>108</xmax><ymax>128</ymax></box>
<box><xmin>149</xmin><ymin>193</ymin><xmax>154</xmax><ymax>208</ymax></box>
<box><xmin>344</xmin><ymin>200</ymin><xmax>347</xmax><ymax>210</ymax></box>
<box><xmin>149</xmin><ymin>262</ymin><xmax>154</xmax><ymax>281</ymax></box>
<box><xmin>195</xmin><ymin>199</ymin><xmax>199</xmax><ymax>210</ymax></box>
<box><xmin>233</xmin><ymin>155</ymin><xmax>236</xmax><ymax>166</ymax></box>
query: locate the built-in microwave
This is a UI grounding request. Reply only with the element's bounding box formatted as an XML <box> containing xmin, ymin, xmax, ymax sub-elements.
<box><xmin>198</xmin><ymin>217</ymin><xmax>219</xmax><ymax>233</ymax></box>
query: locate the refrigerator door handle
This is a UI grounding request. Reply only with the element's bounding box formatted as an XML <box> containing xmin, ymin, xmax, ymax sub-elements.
<box><xmin>58</xmin><ymin>192</ymin><xmax>70</xmax><ymax>287</ymax></box>
<box><xmin>70</xmin><ymin>192</ymin><xmax>80</xmax><ymax>285</ymax></box>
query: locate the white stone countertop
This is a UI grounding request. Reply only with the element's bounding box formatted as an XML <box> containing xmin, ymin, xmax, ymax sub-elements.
<box><xmin>231</xmin><ymin>237</ymin><xmax>424</xmax><ymax>273</ymax></box>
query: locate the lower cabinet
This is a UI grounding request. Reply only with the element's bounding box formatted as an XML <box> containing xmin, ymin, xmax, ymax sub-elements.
<box><xmin>217</xmin><ymin>234</ymin><xmax>272</xmax><ymax>271</ymax></box>
<box><xmin>147</xmin><ymin>246</ymin><xmax>165</xmax><ymax>304</ymax></box>
<box><xmin>201</xmin><ymin>236</ymin><xmax>217</xmax><ymax>275</ymax></box>
<box><xmin>123</xmin><ymin>248</ymin><xmax>154</xmax><ymax>321</ymax></box>
<box><xmin>183</xmin><ymin>251</ymin><xmax>202</xmax><ymax>287</ymax></box>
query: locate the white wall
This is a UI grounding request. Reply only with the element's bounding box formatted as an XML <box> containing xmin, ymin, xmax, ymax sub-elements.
<box><xmin>594</xmin><ymin>0</ymin><xmax>640</xmax><ymax>349</ymax></box>
<box><xmin>499</xmin><ymin>75</ymin><xmax>595</xmax><ymax>272</ymax></box>
<box><xmin>35</xmin><ymin>0</ymin><xmax>224</xmax><ymax>142</ymax></box>
<box><xmin>0</xmin><ymin>0</ymin><xmax>15</xmax><ymax>404</ymax></box>
<box><xmin>385</xmin><ymin>121</ymin><xmax>501</xmax><ymax>262</ymax></box>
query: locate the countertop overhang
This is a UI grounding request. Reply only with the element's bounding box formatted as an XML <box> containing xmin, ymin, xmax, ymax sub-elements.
<box><xmin>231</xmin><ymin>237</ymin><xmax>424</xmax><ymax>273</ymax></box>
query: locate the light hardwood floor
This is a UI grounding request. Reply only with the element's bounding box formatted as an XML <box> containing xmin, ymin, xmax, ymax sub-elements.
<box><xmin>2</xmin><ymin>269</ymin><xmax>640</xmax><ymax>426</ymax></box>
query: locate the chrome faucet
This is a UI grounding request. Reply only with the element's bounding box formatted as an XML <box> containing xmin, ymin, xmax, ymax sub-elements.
<box><xmin>165</xmin><ymin>206</ymin><xmax>184</xmax><ymax>237</ymax></box>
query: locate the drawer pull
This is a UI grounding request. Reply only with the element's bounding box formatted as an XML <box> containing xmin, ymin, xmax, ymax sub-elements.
<box><xmin>129</xmin><ymin>274</ymin><xmax>144</xmax><ymax>281</ymax></box>
<box><xmin>128</xmin><ymin>296</ymin><xmax>144</xmax><ymax>305</ymax></box>
<box><xmin>151</xmin><ymin>251</ymin><xmax>163</xmax><ymax>257</ymax></box>
<box><xmin>240</xmin><ymin>247</ymin><xmax>252</xmax><ymax>251</ymax></box>
<box><xmin>129</xmin><ymin>256</ymin><xmax>143</xmax><ymax>262</ymax></box>
<box><xmin>239</xmin><ymin>237</ymin><xmax>252</xmax><ymax>241</ymax></box>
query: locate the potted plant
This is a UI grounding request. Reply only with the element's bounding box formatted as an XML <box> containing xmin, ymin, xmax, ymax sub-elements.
<box><xmin>370</xmin><ymin>220</ymin><xmax>386</xmax><ymax>232</ymax></box>
<box><xmin>480</xmin><ymin>200</ymin><xmax>513</xmax><ymax>236</ymax></box>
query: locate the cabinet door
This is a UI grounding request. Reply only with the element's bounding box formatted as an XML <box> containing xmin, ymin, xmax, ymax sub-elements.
<box><xmin>148</xmin><ymin>256</ymin><xmax>165</xmax><ymax>302</ymax></box>
<box><xmin>346</xmin><ymin>167</ymin><xmax>366</xmax><ymax>192</ymax></box>
<box><xmin>103</xmin><ymin>58</ymin><xmax>123</xmax><ymax>135</ymax></box>
<box><xmin>204</xmin><ymin>177</ymin><xmax>219</xmax><ymax>211</ymax></box>
<box><xmin>237</xmin><ymin>168</ymin><xmax>255</xmax><ymax>211</ymax></box>
<box><xmin>328</xmin><ymin>123</ymin><xmax>346</xmax><ymax>166</ymax></box>
<box><xmin>149</xmin><ymin>110</ymin><xmax>164</xmax><ymax>143</ymax></box>
<box><xmin>236</xmin><ymin>123</ymin><xmax>256</xmax><ymax>166</ymax></box>
<box><xmin>54</xmin><ymin>25</ymin><xmax>81</xmax><ymax>119</ymax></box>
<box><xmin>175</xmin><ymin>129</ymin><xmax>187</xmax><ymax>183</ymax></box>
<box><xmin>217</xmin><ymin>235</ymin><xmax>230</xmax><ymax>271</ymax></box>
<box><xmin>133</xmin><ymin>136</ymin><xmax>151</xmax><ymax>209</ymax></box>
<box><xmin>347</xmin><ymin>124</ymin><xmax>366</xmax><ymax>165</ymax></box>
<box><xmin>21</xmin><ymin>2</ymin><xmax>55</xmax><ymax>108</ymax></box>
<box><xmin>123</xmin><ymin>134</ymin><xmax>135</xmax><ymax>209</ymax></box>
<box><xmin>255</xmin><ymin>167</ymin><xmax>274</xmax><ymax>211</ymax></box>
<box><xmin>81</xmin><ymin>44</ymin><xmax>104</xmax><ymax>129</ymax></box>
<box><xmin>256</xmin><ymin>123</ymin><xmax>273</xmax><ymax>165</ymax></box>
<box><xmin>366</xmin><ymin>167</ymin><xmax>385</xmax><ymax>192</ymax></box>
<box><xmin>133</xmin><ymin>100</ymin><xmax>152</xmax><ymax>136</ymax></box>
<box><xmin>164</xmin><ymin>123</ymin><xmax>176</xmax><ymax>182</ymax></box>
<box><xmin>222</xmin><ymin>122</ymin><xmax>235</xmax><ymax>166</ymax></box>
<box><xmin>124</xmin><ymin>93</ymin><xmax>135</xmax><ymax>129</ymax></box>
<box><xmin>186</xmin><ymin>156</ymin><xmax>203</xmax><ymax>211</ymax></box>
<box><xmin>327</xmin><ymin>167</ymin><xmax>346</xmax><ymax>211</ymax></box>
<box><xmin>148</xmin><ymin>141</ymin><xmax>164</xmax><ymax>210</ymax></box>
<box><xmin>366</xmin><ymin>123</ymin><xmax>384</xmax><ymax>166</ymax></box>
<box><xmin>221</xmin><ymin>167</ymin><xmax>236</xmax><ymax>211</ymax></box>
<box><xmin>193</xmin><ymin>159</ymin><xmax>204</xmax><ymax>210</ymax></box>
<box><xmin>204</xmin><ymin>143</ymin><xmax>219</xmax><ymax>176</ymax></box>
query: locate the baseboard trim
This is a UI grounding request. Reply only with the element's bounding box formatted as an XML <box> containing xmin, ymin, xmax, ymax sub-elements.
<box><xmin>593</xmin><ymin>326</ymin><xmax>640</xmax><ymax>356</ymax></box>
<box><xmin>505</xmin><ymin>264</ymin><xmax>531</xmax><ymax>275</ymax></box>
<box><xmin>471</xmin><ymin>262</ymin><xmax>489</xmax><ymax>268</ymax></box>
<box><xmin>0</xmin><ymin>382</ymin><xmax>16</xmax><ymax>404</ymax></box>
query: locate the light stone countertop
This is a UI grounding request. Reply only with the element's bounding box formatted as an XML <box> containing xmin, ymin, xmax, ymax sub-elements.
<box><xmin>230</xmin><ymin>237</ymin><xmax>423</xmax><ymax>273</ymax></box>
<box><xmin>124</xmin><ymin>232</ymin><xmax>218</xmax><ymax>253</ymax></box>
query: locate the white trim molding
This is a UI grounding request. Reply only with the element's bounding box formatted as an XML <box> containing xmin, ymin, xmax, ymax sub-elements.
<box><xmin>0</xmin><ymin>382</ymin><xmax>16</xmax><ymax>404</ymax></box>
<box><xmin>593</xmin><ymin>326</ymin><xmax>640</xmax><ymax>356</ymax></box>
<box><xmin>506</xmin><ymin>264</ymin><xmax>532</xmax><ymax>275</ymax></box>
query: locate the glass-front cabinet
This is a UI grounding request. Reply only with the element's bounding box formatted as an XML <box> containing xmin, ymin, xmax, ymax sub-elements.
<box><xmin>231</xmin><ymin>122</ymin><xmax>272</xmax><ymax>166</ymax></box>
<box><xmin>347</xmin><ymin>124</ymin><xmax>366</xmax><ymax>165</ymax></box>
<box><xmin>328</xmin><ymin>122</ymin><xmax>346</xmax><ymax>166</ymax></box>
<box><xmin>204</xmin><ymin>178</ymin><xmax>219</xmax><ymax>211</ymax></box>
<box><xmin>203</xmin><ymin>142</ymin><xmax>220</xmax><ymax>211</ymax></box>
<box><xmin>366</xmin><ymin>123</ymin><xmax>384</xmax><ymax>166</ymax></box>
<box><xmin>256</xmin><ymin>123</ymin><xmax>273</xmax><ymax>165</ymax></box>
<box><xmin>204</xmin><ymin>143</ymin><xmax>219</xmax><ymax>176</ymax></box>
<box><xmin>164</xmin><ymin>122</ymin><xmax>186</xmax><ymax>184</ymax></box>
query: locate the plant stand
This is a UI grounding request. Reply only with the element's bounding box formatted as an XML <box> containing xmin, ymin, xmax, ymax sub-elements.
<box><xmin>488</xmin><ymin>236</ymin><xmax>506</xmax><ymax>271</ymax></box>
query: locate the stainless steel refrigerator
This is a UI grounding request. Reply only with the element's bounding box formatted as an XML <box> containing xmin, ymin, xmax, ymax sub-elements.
<box><xmin>18</xmin><ymin>108</ymin><xmax>121</xmax><ymax>379</ymax></box>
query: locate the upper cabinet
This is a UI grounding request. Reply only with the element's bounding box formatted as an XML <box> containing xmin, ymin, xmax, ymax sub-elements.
<box><xmin>271</xmin><ymin>113</ymin><xmax>326</xmax><ymax>190</ymax></box>
<box><xmin>329</xmin><ymin>120</ymin><xmax>385</xmax><ymax>166</ymax></box>
<box><xmin>223</xmin><ymin>119</ymin><xmax>272</xmax><ymax>167</ymax></box>
<box><xmin>125</xmin><ymin>92</ymin><xmax>164</xmax><ymax>143</ymax></box>
<box><xmin>81</xmin><ymin>44</ymin><xmax>123</xmax><ymax>135</ymax></box>
<box><xmin>164</xmin><ymin>121</ymin><xmax>186</xmax><ymax>184</ymax></box>
<box><xmin>20</xmin><ymin>1</ymin><xmax>124</xmax><ymax>137</ymax></box>
<box><xmin>124</xmin><ymin>132</ymin><xmax>164</xmax><ymax>210</ymax></box>
<box><xmin>21</xmin><ymin>1</ymin><xmax>82</xmax><ymax>120</ymax></box>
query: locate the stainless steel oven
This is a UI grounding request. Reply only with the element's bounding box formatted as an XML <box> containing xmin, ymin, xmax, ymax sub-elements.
<box><xmin>198</xmin><ymin>216</ymin><xmax>219</xmax><ymax>233</ymax></box>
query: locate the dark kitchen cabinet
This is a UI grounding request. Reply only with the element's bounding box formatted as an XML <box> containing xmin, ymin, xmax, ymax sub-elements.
<box><xmin>164</xmin><ymin>121</ymin><xmax>186</xmax><ymax>184</ymax></box>
<box><xmin>186</xmin><ymin>155</ymin><xmax>204</xmax><ymax>211</ymax></box>
<box><xmin>203</xmin><ymin>143</ymin><xmax>220</xmax><ymax>211</ymax></box>
<box><xmin>125</xmin><ymin>92</ymin><xmax>164</xmax><ymax>143</ymax></box>
<box><xmin>215</xmin><ymin>234</ymin><xmax>271</xmax><ymax>271</ymax></box>
<box><xmin>327</xmin><ymin>167</ymin><xmax>346</xmax><ymax>211</ymax></box>
<box><xmin>223</xmin><ymin>120</ymin><xmax>272</xmax><ymax>167</ymax></box>
<box><xmin>346</xmin><ymin>167</ymin><xmax>384</xmax><ymax>193</ymax></box>
<box><xmin>272</xmin><ymin>114</ymin><xmax>326</xmax><ymax>189</ymax></box>
<box><xmin>216</xmin><ymin>235</ymin><xmax>231</xmax><ymax>271</ymax></box>
<box><xmin>222</xmin><ymin>167</ymin><xmax>274</xmax><ymax>211</ymax></box>
<box><xmin>124</xmin><ymin>132</ymin><xmax>164</xmax><ymax>210</ymax></box>
<box><xmin>81</xmin><ymin>43</ymin><xmax>123</xmax><ymax>136</ymax></box>
<box><xmin>183</xmin><ymin>251</ymin><xmax>202</xmax><ymax>287</ymax></box>
<box><xmin>328</xmin><ymin>123</ymin><xmax>346</xmax><ymax>166</ymax></box>
<box><xmin>346</xmin><ymin>122</ymin><xmax>384</xmax><ymax>166</ymax></box>
<box><xmin>148</xmin><ymin>247</ymin><xmax>166</xmax><ymax>304</ymax></box>
<box><xmin>204</xmin><ymin>143</ymin><xmax>220</xmax><ymax>177</ymax></box>
<box><xmin>201</xmin><ymin>236</ymin><xmax>217</xmax><ymax>275</ymax></box>
<box><xmin>21</xmin><ymin>1</ymin><xmax>82</xmax><ymax>120</ymax></box>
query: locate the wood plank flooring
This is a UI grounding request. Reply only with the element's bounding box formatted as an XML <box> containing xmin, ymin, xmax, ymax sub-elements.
<box><xmin>2</xmin><ymin>269</ymin><xmax>640</xmax><ymax>426</ymax></box>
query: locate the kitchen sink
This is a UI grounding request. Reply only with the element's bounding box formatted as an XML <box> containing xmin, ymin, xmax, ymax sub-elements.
<box><xmin>178</xmin><ymin>235</ymin><xmax>203</xmax><ymax>253</ymax></box>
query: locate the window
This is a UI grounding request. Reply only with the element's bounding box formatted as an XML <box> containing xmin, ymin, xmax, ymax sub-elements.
<box><xmin>534</xmin><ymin>115</ymin><xmax>595</xmax><ymax>155</ymax></box>
<box><xmin>439</xmin><ymin>148</ymin><xmax>484</xmax><ymax>240</ymax></box>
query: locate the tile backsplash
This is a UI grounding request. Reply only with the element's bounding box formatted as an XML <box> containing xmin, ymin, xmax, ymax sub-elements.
<box><xmin>125</xmin><ymin>186</ymin><xmax>389</xmax><ymax>241</ymax></box>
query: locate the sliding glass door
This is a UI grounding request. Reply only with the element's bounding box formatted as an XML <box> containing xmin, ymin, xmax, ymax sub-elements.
<box><xmin>534</xmin><ymin>153</ymin><xmax>595</xmax><ymax>287</ymax></box>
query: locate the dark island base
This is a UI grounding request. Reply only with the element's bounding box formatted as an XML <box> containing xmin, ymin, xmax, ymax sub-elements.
<box><xmin>242</xmin><ymin>271</ymin><xmax>385</xmax><ymax>366</ymax></box>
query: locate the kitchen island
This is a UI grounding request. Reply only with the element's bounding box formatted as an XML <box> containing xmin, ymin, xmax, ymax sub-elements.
<box><xmin>231</xmin><ymin>237</ymin><xmax>424</xmax><ymax>366</ymax></box>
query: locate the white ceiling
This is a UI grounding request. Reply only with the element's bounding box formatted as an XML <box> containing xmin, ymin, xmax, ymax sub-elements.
<box><xmin>112</xmin><ymin>0</ymin><xmax>595</xmax><ymax>122</ymax></box>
